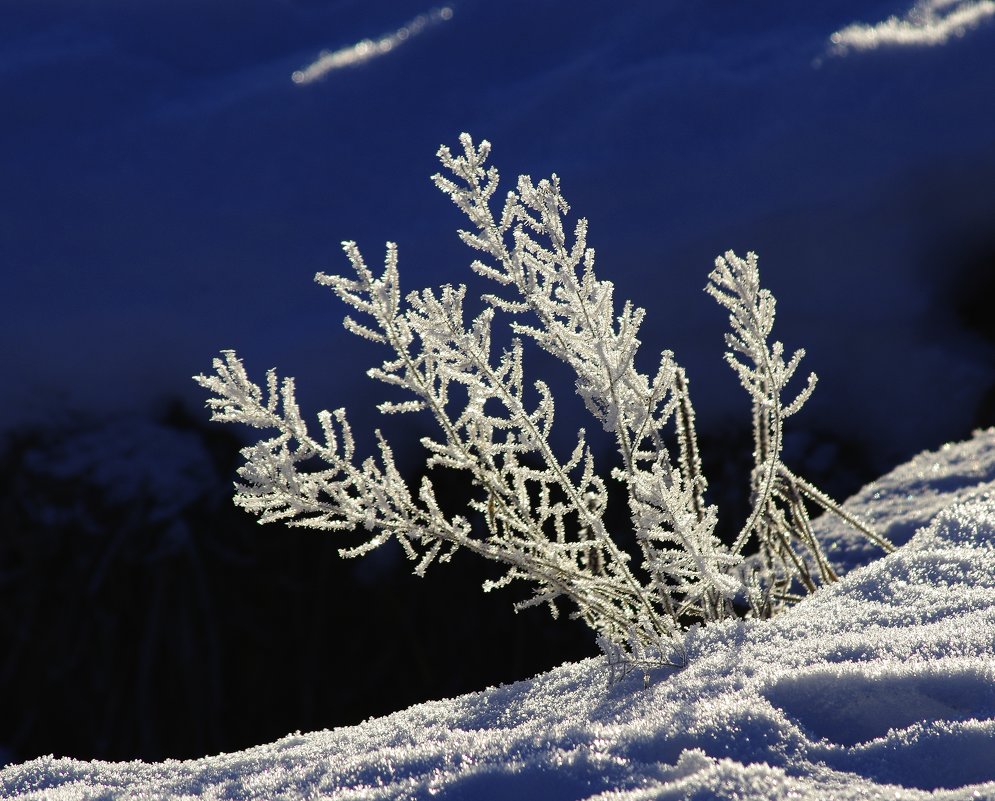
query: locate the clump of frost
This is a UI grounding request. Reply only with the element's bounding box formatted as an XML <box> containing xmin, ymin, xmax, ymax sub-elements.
<box><xmin>195</xmin><ymin>135</ymin><xmax>889</xmax><ymax>675</ymax></box>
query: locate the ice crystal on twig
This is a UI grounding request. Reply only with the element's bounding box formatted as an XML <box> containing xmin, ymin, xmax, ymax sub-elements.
<box><xmin>196</xmin><ymin>135</ymin><xmax>890</xmax><ymax>675</ymax></box>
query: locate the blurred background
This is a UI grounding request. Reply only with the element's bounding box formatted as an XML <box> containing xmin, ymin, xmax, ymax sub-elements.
<box><xmin>2</xmin><ymin>0</ymin><xmax>994</xmax><ymax>765</ymax></box>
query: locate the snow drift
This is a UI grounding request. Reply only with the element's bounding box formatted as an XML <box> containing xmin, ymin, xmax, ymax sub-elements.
<box><xmin>4</xmin><ymin>428</ymin><xmax>995</xmax><ymax>799</ymax></box>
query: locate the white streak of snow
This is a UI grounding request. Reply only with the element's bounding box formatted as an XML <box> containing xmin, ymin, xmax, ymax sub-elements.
<box><xmin>292</xmin><ymin>7</ymin><xmax>454</xmax><ymax>85</ymax></box>
<box><xmin>830</xmin><ymin>0</ymin><xmax>995</xmax><ymax>52</ymax></box>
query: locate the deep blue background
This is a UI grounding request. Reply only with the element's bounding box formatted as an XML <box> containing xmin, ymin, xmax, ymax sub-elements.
<box><xmin>2</xmin><ymin>0</ymin><xmax>995</xmax><ymax>765</ymax></box>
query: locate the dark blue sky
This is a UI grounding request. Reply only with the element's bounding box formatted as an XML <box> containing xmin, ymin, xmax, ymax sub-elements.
<box><xmin>3</xmin><ymin>0</ymin><xmax>995</xmax><ymax>467</ymax></box>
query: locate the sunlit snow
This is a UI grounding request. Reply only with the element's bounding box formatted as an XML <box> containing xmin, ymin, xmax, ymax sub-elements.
<box><xmin>4</xmin><ymin>429</ymin><xmax>995</xmax><ymax>800</ymax></box>
<box><xmin>831</xmin><ymin>0</ymin><xmax>995</xmax><ymax>52</ymax></box>
<box><xmin>292</xmin><ymin>6</ymin><xmax>454</xmax><ymax>84</ymax></box>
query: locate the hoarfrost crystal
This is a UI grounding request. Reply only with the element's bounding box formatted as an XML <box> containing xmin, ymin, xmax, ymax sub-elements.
<box><xmin>196</xmin><ymin>135</ymin><xmax>890</xmax><ymax>676</ymax></box>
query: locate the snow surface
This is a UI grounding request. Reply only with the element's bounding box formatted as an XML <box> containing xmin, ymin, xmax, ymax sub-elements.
<box><xmin>4</xmin><ymin>428</ymin><xmax>995</xmax><ymax>800</ymax></box>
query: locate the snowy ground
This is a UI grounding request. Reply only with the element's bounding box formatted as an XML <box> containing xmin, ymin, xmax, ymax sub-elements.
<box><xmin>4</xmin><ymin>427</ymin><xmax>995</xmax><ymax>800</ymax></box>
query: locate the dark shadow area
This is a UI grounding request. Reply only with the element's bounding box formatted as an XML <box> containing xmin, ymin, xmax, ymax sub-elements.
<box><xmin>923</xmin><ymin>232</ymin><xmax>995</xmax><ymax>431</ymax></box>
<box><xmin>0</xmin><ymin>401</ymin><xmax>593</xmax><ymax>765</ymax></box>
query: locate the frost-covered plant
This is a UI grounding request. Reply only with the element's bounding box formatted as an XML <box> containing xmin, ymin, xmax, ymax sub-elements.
<box><xmin>195</xmin><ymin>135</ymin><xmax>891</xmax><ymax>676</ymax></box>
<box><xmin>705</xmin><ymin>254</ymin><xmax>893</xmax><ymax>618</ymax></box>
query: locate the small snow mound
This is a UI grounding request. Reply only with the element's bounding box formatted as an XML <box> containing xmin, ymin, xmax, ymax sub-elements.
<box><xmin>814</xmin><ymin>427</ymin><xmax>995</xmax><ymax>574</ymax></box>
<box><xmin>912</xmin><ymin>497</ymin><xmax>995</xmax><ymax>549</ymax></box>
<box><xmin>846</xmin><ymin>717</ymin><xmax>995</xmax><ymax>791</ymax></box>
<box><xmin>763</xmin><ymin>659</ymin><xmax>995</xmax><ymax>747</ymax></box>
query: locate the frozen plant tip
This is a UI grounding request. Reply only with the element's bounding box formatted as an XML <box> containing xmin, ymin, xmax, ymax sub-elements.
<box><xmin>195</xmin><ymin>135</ymin><xmax>892</xmax><ymax>679</ymax></box>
